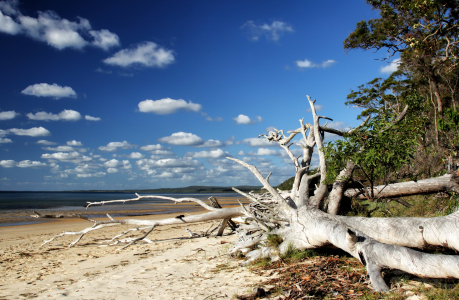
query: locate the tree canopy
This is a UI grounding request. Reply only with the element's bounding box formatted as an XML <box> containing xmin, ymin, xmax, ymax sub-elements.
<box><xmin>344</xmin><ymin>0</ymin><xmax>459</xmax><ymax>112</ymax></box>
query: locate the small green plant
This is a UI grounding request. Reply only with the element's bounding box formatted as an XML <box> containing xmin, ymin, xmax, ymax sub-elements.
<box><xmin>439</xmin><ymin>192</ymin><xmax>459</xmax><ymax>216</ymax></box>
<box><xmin>281</xmin><ymin>242</ymin><xmax>318</xmax><ymax>262</ymax></box>
<box><xmin>417</xmin><ymin>280</ymin><xmax>459</xmax><ymax>300</ymax></box>
<box><xmin>250</xmin><ymin>257</ymin><xmax>271</xmax><ymax>268</ymax></box>
<box><xmin>266</xmin><ymin>234</ymin><xmax>283</xmax><ymax>247</ymax></box>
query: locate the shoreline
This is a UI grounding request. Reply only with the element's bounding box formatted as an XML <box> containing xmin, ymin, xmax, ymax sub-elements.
<box><xmin>0</xmin><ymin>210</ymin><xmax>272</xmax><ymax>300</ymax></box>
<box><xmin>0</xmin><ymin>196</ymin><xmax>248</xmax><ymax>227</ymax></box>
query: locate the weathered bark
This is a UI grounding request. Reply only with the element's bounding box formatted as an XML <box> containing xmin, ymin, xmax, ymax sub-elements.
<box><xmin>327</xmin><ymin>160</ymin><xmax>355</xmax><ymax>215</ymax></box>
<box><xmin>431</xmin><ymin>74</ymin><xmax>443</xmax><ymax>112</ymax></box>
<box><xmin>209</xmin><ymin>196</ymin><xmax>237</xmax><ymax>233</ymax></box>
<box><xmin>271</xmin><ymin>206</ymin><xmax>459</xmax><ymax>292</ymax></box>
<box><xmin>345</xmin><ymin>173</ymin><xmax>459</xmax><ymax>199</ymax></box>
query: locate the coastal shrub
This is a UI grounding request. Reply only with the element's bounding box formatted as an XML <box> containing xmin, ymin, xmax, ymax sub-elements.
<box><xmin>266</xmin><ymin>234</ymin><xmax>283</xmax><ymax>248</ymax></box>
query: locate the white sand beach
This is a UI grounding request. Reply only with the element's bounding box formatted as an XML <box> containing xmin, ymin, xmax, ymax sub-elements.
<box><xmin>0</xmin><ymin>213</ymin><xmax>273</xmax><ymax>300</ymax></box>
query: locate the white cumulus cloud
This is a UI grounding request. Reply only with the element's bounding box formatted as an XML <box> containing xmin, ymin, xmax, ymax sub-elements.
<box><xmin>21</xmin><ymin>83</ymin><xmax>76</xmax><ymax>99</ymax></box>
<box><xmin>139</xmin><ymin>144</ymin><xmax>168</xmax><ymax>151</ymax></box>
<box><xmin>158</xmin><ymin>132</ymin><xmax>204</xmax><ymax>146</ymax></box>
<box><xmin>8</xmin><ymin>127</ymin><xmax>50</xmax><ymax>136</ymax></box>
<box><xmin>85</xmin><ymin>115</ymin><xmax>101</xmax><ymax>121</ymax></box>
<box><xmin>0</xmin><ymin>1</ymin><xmax>19</xmax><ymax>15</ymax></box>
<box><xmin>202</xmin><ymin>112</ymin><xmax>223</xmax><ymax>122</ymax></box>
<box><xmin>241</xmin><ymin>20</ymin><xmax>293</xmax><ymax>41</ymax></box>
<box><xmin>138</xmin><ymin>98</ymin><xmax>201</xmax><ymax>114</ymax></box>
<box><xmin>0</xmin><ymin>159</ymin><xmax>47</xmax><ymax>168</ymax></box>
<box><xmin>185</xmin><ymin>148</ymin><xmax>227</xmax><ymax>158</ymax></box>
<box><xmin>104</xmin><ymin>159</ymin><xmax>121</xmax><ymax>168</ymax></box>
<box><xmin>127</xmin><ymin>152</ymin><xmax>144</xmax><ymax>159</ymax></box>
<box><xmin>107</xmin><ymin>167</ymin><xmax>118</xmax><ymax>173</ymax></box>
<box><xmin>296</xmin><ymin>59</ymin><xmax>336</xmax><ymax>68</ymax></box>
<box><xmin>137</xmin><ymin>157</ymin><xmax>201</xmax><ymax>169</ymax></box>
<box><xmin>0</xmin><ymin>110</ymin><xmax>19</xmax><ymax>120</ymax></box>
<box><xmin>98</xmin><ymin>141</ymin><xmax>135</xmax><ymax>152</ymax></box>
<box><xmin>42</xmin><ymin>146</ymin><xmax>74</xmax><ymax>152</ymax></box>
<box><xmin>17</xmin><ymin>160</ymin><xmax>47</xmax><ymax>167</ymax></box>
<box><xmin>0</xmin><ymin>3</ymin><xmax>119</xmax><ymax>51</ymax></box>
<box><xmin>380</xmin><ymin>58</ymin><xmax>401</xmax><ymax>74</ymax></box>
<box><xmin>27</xmin><ymin>109</ymin><xmax>81</xmax><ymax>121</ymax></box>
<box><xmin>233</xmin><ymin>114</ymin><xmax>262</xmax><ymax>125</ymax></box>
<box><xmin>0</xmin><ymin>160</ymin><xmax>16</xmax><ymax>168</ymax></box>
<box><xmin>248</xmin><ymin>148</ymin><xmax>279</xmax><ymax>156</ymax></box>
<box><xmin>197</xmin><ymin>139</ymin><xmax>224</xmax><ymax>148</ymax></box>
<box><xmin>42</xmin><ymin>151</ymin><xmax>92</xmax><ymax>163</ymax></box>
<box><xmin>103</xmin><ymin>42</ymin><xmax>174</xmax><ymax>68</ymax></box>
<box><xmin>0</xmin><ymin>137</ymin><xmax>12</xmax><ymax>143</ymax></box>
<box><xmin>0</xmin><ymin>10</ymin><xmax>20</xmax><ymax>34</ymax></box>
<box><xmin>89</xmin><ymin>29</ymin><xmax>120</xmax><ymax>51</ymax></box>
<box><xmin>242</xmin><ymin>138</ymin><xmax>277</xmax><ymax>147</ymax></box>
<box><xmin>67</xmin><ymin>140</ymin><xmax>82</xmax><ymax>146</ymax></box>
<box><xmin>103</xmin><ymin>159</ymin><xmax>131</xmax><ymax>170</ymax></box>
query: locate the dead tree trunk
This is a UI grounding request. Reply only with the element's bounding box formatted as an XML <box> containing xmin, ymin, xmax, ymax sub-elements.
<box><xmin>345</xmin><ymin>173</ymin><xmax>459</xmax><ymax>199</ymax></box>
<box><xmin>209</xmin><ymin>196</ymin><xmax>237</xmax><ymax>235</ymax></box>
<box><xmin>34</xmin><ymin>96</ymin><xmax>459</xmax><ymax>293</ymax></box>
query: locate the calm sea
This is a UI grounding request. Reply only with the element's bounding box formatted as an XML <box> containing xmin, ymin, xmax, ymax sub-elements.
<box><xmin>0</xmin><ymin>192</ymin><xmax>241</xmax><ymax>227</ymax></box>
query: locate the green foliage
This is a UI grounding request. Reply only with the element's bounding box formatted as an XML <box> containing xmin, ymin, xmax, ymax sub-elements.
<box><xmin>345</xmin><ymin>0</ymin><xmax>459</xmax><ymax>117</ymax></box>
<box><xmin>281</xmin><ymin>243</ymin><xmax>318</xmax><ymax>262</ymax></box>
<box><xmin>438</xmin><ymin>108</ymin><xmax>459</xmax><ymax>132</ymax></box>
<box><xmin>440</xmin><ymin>193</ymin><xmax>459</xmax><ymax>216</ymax></box>
<box><xmin>346</xmin><ymin>72</ymin><xmax>412</xmax><ymax>119</ymax></box>
<box><xmin>345</xmin><ymin>192</ymin><xmax>459</xmax><ymax>218</ymax></box>
<box><xmin>324</xmin><ymin>109</ymin><xmax>422</xmax><ymax>198</ymax></box>
<box><xmin>438</xmin><ymin>108</ymin><xmax>459</xmax><ymax>154</ymax></box>
<box><xmin>346</xmin><ymin>72</ymin><xmax>428</xmax><ymax>119</ymax></box>
<box><xmin>266</xmin><ymin>234</ymin><xmax>283</xmax><ymax>248</ymax></box>
<box><xmin>344</xmin><ymin>0</ymin><xmax>459</xmax><ymax>63</ymax></box>
<box><xmin>422</xmin><ymin>283</ymin><xmax>459</xmax><ymax>300</ymax></box>
<box><xmin>250</xmin><ymin>257</ymin><xmax>271</xmax><ymax>268</ymax></box>
<box><xmin>324</xmin><ymin>71</ymin><xmax>427</xmax><ymax>207</ymax></box>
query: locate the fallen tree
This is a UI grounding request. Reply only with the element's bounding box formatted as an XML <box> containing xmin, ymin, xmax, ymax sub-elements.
<box><xmin>34</xmin><ymin>96</ymin><xmax>459</xmax><ymax>292</ymax></box>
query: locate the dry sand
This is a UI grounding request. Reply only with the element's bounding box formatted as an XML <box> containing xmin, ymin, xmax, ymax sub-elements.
<box><xmin>0</xmin><ymin>212</ymin><xmax>273</xmax><ymax>300</ymax></box>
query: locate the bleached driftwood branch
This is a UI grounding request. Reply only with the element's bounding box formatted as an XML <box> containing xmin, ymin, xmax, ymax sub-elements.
<box><xmin>37</xmin><ymin>195</ymin><xmax>245</xmax><ymax>249</ymax></box>
<box><xmin>86</xmin><ymin>193</ymin><xmax>218</xmax><ymax>211</ymax></box>
<box><xmin>226</xmin><ymin>96</ymin><xmax>459</xmax><ymax>292</ymax></box>
<box><xmin>345</xmin><ymin>173</ymin><xmax>459</xmax><ymax>199</ymax></box>
<box><xmin>32</xmin><ymin>95</ymin><xmax>459</xmax><ymax>293</ymax></box>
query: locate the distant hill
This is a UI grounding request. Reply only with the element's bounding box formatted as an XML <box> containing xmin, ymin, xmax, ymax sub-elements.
<box><xmin>276</xmin><ymin>176</ymin><xmax>295</xmax><ymax>191</ymax></box>
<box><xmin>69</xmin><ymin>185</ymin><xmax>262</xmax><ymax>194</ymax></box>
<box><xmin>276</xmin><ymin>168</ymin><xmax>318</xmax><ymax>191</ymax></box>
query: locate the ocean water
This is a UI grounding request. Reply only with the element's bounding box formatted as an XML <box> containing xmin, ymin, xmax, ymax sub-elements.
<box><xmin>0</xmin><ymin>192</ymin><xmax>241</xmax><ymax>226</ymax></box>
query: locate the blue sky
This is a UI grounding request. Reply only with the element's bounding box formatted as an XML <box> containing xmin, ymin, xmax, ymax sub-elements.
<box><xmin>0</xmin><ymin>0</ymin><xmax>400</xmax><ymax>191</ymax></box>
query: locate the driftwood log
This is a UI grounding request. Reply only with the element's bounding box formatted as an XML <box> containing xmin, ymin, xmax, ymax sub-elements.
<box><xmin>33</xmin><ymin>96</ymin><xmax>459</xmax><ymax>292</ymax></box>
